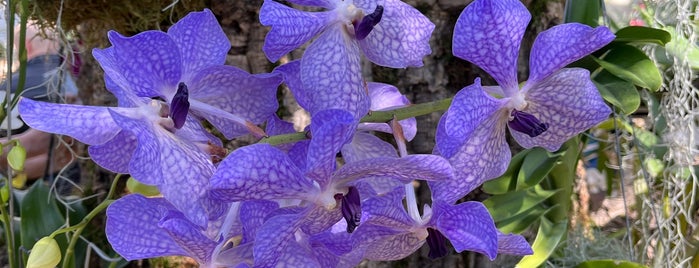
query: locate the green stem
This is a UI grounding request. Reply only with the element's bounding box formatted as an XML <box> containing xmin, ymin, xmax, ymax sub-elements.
<box><xmin>0</xmin><ymin>178</ymin><xmax>14</xmax><ymax>268</ymax></box>
<box><xmin>54</xmin><ymin>174</ymin><xmax>121</xmax><ymax>268</ymax></box>
<box><xmin>258</xmin><ymin>97</ymin><xmax>453</xmax><ymax>145</ymax></box>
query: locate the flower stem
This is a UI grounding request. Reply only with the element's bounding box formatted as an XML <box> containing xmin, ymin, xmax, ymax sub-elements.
<box><xmin>54</xmin><ymin>174</ymin><xmax>122</xmax><ymax>268</ymax></box>
<box><xmin>259</xmin><ymin>97</ymin><xmax>453</xmax><ymax>145</ymax></box>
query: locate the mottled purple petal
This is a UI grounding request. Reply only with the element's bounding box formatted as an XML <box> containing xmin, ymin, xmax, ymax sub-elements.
<box><xmin>306</xmin><ymin>109</ymin><xmax>356</xmax><ymax>187</ymax></box>
<box><xmin>274</xmin><ymin>60</ymin><xmax>311</xmax><ymax>109</ymax></box>
<box><xmin>239</xmin><ymin>200</ymin><xmax>280</xmax><ymax>243</ymax></box>
<box><xmin>353</xmin><ymin>0</ymin><xmax>380</xmax><ymax>11</ymax></box>
<box><xmin>253</xmin><ymin>213</ymin><xmax>304</xmax><ymax>267</ymax></box>
<box><xmin>497</xmin><ymin>232</ymin><xmax>533</xmax><ymax>255</ymax></box>
<box><xmin>209</xmin><ymin>144</ymin><xmax>315</xmax><ymax>202</ymax></box>
<box><xmin>289</xmin><ymin>140</ymin><xmax>310</xmax><ymax>170</ymax></box>
<box><xmin>300</xmin><ymin>205</ymin><xmax>343</xmax><ymax>235</ymax></box>
<box><xmin>88</xmin><ymin>130</ymin><xmax>136</xmax><ymax>173</ymax></box>
<box><xmin>103</xmin><ymin>74</ymin><xmax>145</xmax><ymax>108</ymax></box>
<box><xmin>260</xmin><ymin>0</ymin><xmax>332</xmax><ymax>62</ymax></box>
<box><xmin>286</xmin><ymin>0</ymin><xmax>335</xmax><ymax>8</ymax></box>
<box><xmin>526</xmin><ymin>24</ymin><xmax>615</xmax><ymax>86</ymax></box>
<box><xmin>108</xmin><ymin>31</ymin><xmax>182</xmax><ymax>98</ymax></box>
<box><xmin>442</xmin><ymin>79</ymin><xmax>505</xmax><ymax>155</ymax></box>
<box><xmin>266</xmin><ymin>114</ymin><xmax>296</xmax><ymax>136</ymax></box>
<box><xmin>167</xmin><ymin>9</ymin><xmax>229</xmax><ymax>82</ymax></box>
<box><xmin>452</xmin><ymin>0</ymin><xmax>530</xmax><ymax>93</ymax></box>
<box><xmin>159</xmin><ymin>211</ymin><xmax>218</xmax><ymax>263</ymax></box>
<box><xmin>334</xmin><ymin>154</ymin><xmax>453</xmax><ymax>187</ymax></box>
<box><xmin>300</xmin><ymin>24</ymin><xmax>370</xmax><ymax>120</ymax></box>
<box><xmin>18</xmin><ymin>98</ymin><xmax>120</xmax><ymax>145</ymax></box>
<box><xmin>353</xmin><ymin>224</ymin><xmax>426</xmax><ymax>261</ymax></box>
<box><xmin>189</xmin><ymin>66</ymin><xmax>281</xmax><ymax>139</ymax></box>
<box><xmin>93</xmin><ymin>47</ymin><xmax>159</xmax><ymax>101</ymax></box>
<box><xmin>106</xmin><ymin>195</ymin><xmax>187</xmax><ymax>260</ymax></box>
<box><xmin>364</xmin><ymin>82</ymin><xmax>416</xmax><ymax>140</ymax></box>
<box><xmin>217</xmin><ymin>243</ymin><xmax>254</xmax><ymax>267</ymax></box>
<box><xmin>359</xmin><ymin>0</ymin><xmax>434</xmax><ymax>68</ymax></box>
<box><xmin>361</xmin><ymin>188</ymin><xmax>414</xmax><ymax>229</ymax></box>
<box><xmin>431</xmin><ymin>110</ymin><xmax>511</xmax><ymax>204</ymax></box>
<box><xmin>341</xmin><ymin>132</ymin><xmax>397</xmax><ymax>163</ymax></box>
<box><xmin>434</xmin><ymin>201</ymin><xmax>498</xmax><ymax>260</ymax></box>
<box><xmin>512</xmin><ymin>68</ymin><xmax>611</xmax><ymax>151</ymax></box>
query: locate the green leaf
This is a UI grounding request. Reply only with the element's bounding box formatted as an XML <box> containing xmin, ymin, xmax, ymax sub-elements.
<box><xmin>576</xmin><ymin>259</ymin><xmax>648</xmax><ymax>268</ymax></box>
<box><xmin>593</xmin><ymin>71</ymin><xmax>640</xmax><ymax>115</ymax></box>
<box><xmin>8</xmin><ymin>144</ymin><xmax>26</xmax><ymax>171</ymax></box>
<box><xmin>516</xmin><ymin>218</ymin><xmax>568</xmax><ymax>268</ymax></box>
<box><xmin>614</xmin><ymin>26</ymin><xmax>672</xmax><ymax>45</ymax></box>
<box><xmin>483</xmin><ymin>150</ymin><xmax>527</xmax><ymax>195</ymax></box>
<box><xmin>594</xmin><ymin>44</ymin><xmax>663</xmax><ymax>91</ymax></box>
<box><xmin>563</xmin><ymin>0</ymin><xmax>602</xmax><ymax>26</ymax></box>
<box><xmin>518</xmin><ymin>148</ymin><xmax>564</xmax><ymax>188</ymax></box>
<box><xmin>496</xmin><ymin>205</ymin><xmax>558</xmax><ymax>234</ymax></box>
<box><xmin>546</xmin><ymin>138</ymin><xmax>581</xmax><ymax>222</ymax></box>
<box><xmin>483</xmin><ymin>185</ymin><xmax>559</xmax><ymax>223</ymax></box>
<box><xmin>20</xmin><ymin>182</ymin><xmax>67</xmax><ymax>264</ymax></box>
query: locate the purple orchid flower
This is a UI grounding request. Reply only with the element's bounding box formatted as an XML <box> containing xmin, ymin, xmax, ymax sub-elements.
<box><xmin>262</xmin><ymin>0</ymin><xmax>434</xmax><ymax>119</ymax></box>
<box><xmin>433</xmin><ymin>0</ymin><xmax>615</xmax><ymax>203</ymax></box>
<box><xmin>352</xmin><ymin>187</ymin><xmax>532</xmax><ymax>261</ymax></box>
<box><xmin>106</xmin><ymin>194</ymin><xmax>246</xmax><ymax>268</ymax></box>
<box><xmin>94</xmin><ymin>9</ymin><xmax>281</xmax><ymax>139</ymax></box>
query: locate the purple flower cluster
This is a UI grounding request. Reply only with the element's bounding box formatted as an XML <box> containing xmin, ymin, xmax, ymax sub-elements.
<box><xmin>18</xmin><ymin>0</ymin><xmax>613</xmax><ymax>266</ymax></box>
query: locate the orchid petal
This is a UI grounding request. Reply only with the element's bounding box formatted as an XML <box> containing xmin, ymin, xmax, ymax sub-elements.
<box><xmin>106</xmin><ymin>195</ymin><xmax>187</xmax><ymax>260</ymax></box>
<box><xmin>209</xmin><ymin>144</ymin><xmax>315</xmax><ymax>202</ymax></box>
<box><xmin>300</xmin><ymin>205</ymin><xmax>343</xmax><ymax>235</ymax></box>
<box><xmin>285</xmin><ymin>0</ymin><xmax>335</xmax><ymax>8</ymax></box>
<box><xmin>452</xmin><ymin>0</ymin><xmax>530</xmax><ymax>93</ymax></box>
<box><xmin>497</xmin><ymin>232</ymin><xmax>533</xmax><ymax>255</ymax></box>
<box><xmin>435</xmin><ymin>201</ymin><xmax>498</xmax><ymax>260</ymax></box>
<box><xmin>512</xmin><ymin>68</ymin><xmax>611</xmax><ymax>151</ymax></box>
<box><xmin>93</xmin><ymin>47</ymin><xmax>159</xmax><ymax>101</ymax></box>
<box><xmin>300</xmin><ymin>24</ymin><xmax>370</xmax><ymax>120</ymax></box>
<box><xmin>274</xmin><ymin>60</ymin><xmax>311</xmax><ymax>109</ymax></box>
<box><xmin>18</xmin><ymin>98</ymin><xmax>120</xmax><ymax>145</ymax></box>
<box><xmin>334</xmin><ymin>154</ymin><xmax>453</xmax><ymax>187</ymax></box>
<box><xmin>358</xmin><ymin>0</ymin><xmax>434</xmax><ymax>68</ymax></box>
<box><xmin>260</xmin><ymin>0</ymin><xmax>332</xmax><ymax>62</ymax></box>
<box><xmin>253</xmin><ymin>213</ymin><xmax>304</xmax><ymax>267</ymax></box>
<box><xmin>239</xmin><ymin>200</ymin><xmax>280</xmax><ymax>243</ymax></box>
<box><xmin>431</xmin><ymin>110</ymin><xmax>511</xmax><ymax>204</ymax></box>
<box><xmin>306</xmin><ymin>109</ymin><xmax>356</xmax><ymax>187</ymax></box>
<box><xmin>159</xmin><ymin>211</ymin><xmax>218</xmax><ymax>263</ymax></box>
<box><xmin>526</xmin><ymin>24</ymin><xmax>615</xmax><ymax>86</ymax></box>
<box><xmin>353</xmin><ymin>224</ymin><xmax>425</xmax><ymax>261</ymax></box>
<box><xmin>108</xmin><ymin>31</ymin><xmax>182</xmax><ymax>98</ymax></box>
<box><xmin>341</xmin><ymin>132</ymin><xmax>397</xmax><ymax>163</ymax></box>
<box><xmin>361</xmin><ymin>188</ymin><xmax>413</xmax><ymax>229</ymax></box>
<box><xmin>88</xmin><ymin>130</ymin><xmax>136</xmax><ymax>174</ymax></box>
<box><xmin>167</xmin><ymin>9</ymin><xmax>229</xmax><ymax>82</ymax></box>
<box><xmin>189</xmin><ymin>66</ymin><xmax>281</xmax><ymax>139</ymax></box>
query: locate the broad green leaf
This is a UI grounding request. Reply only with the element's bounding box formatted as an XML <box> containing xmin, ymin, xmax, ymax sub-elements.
<box><xmin>483</xmin><ymin>185</ymin><xmax>559</xmax><ymax>222</ymax></box>
<box><xmin>483</xmin><ymin>149</ymin><xmax>527</xmax><ymax>195</ymax></box>
<box><xmin>593</xmin><ymin>70</ymin><xmax>640</xmax><ymax>115</ymax></box>
<box><xmin>496</xmin><ymin>205</ymin><xmax>558</xmax><ymax>234</ymax></box>
<box><xmin>563</xmin><ymin>0</ymin><xmax>602</xmax><ymax>26</ymax></box>
<box><xmin>518</xmin><ymin>148</ymin><xmax>564</xmax><ymax>188</ymax></box>
<box><xmin>20</xmin><ymin>182</ymin><xmax>68</xmax><ymax>265</ymax></box>
<box><xmin>614</xmin><ymin>26</ymin><xmax>671</xmax><ymax>45</ymax></box>
<box><xmin>126</xmin><ymin>177</ymin><xmax>160</xmax><ymax>196</ymax></box>
<box><xmin>8</xmin><ymin>144</ymin><xmax>26</xmax><ymax>171</ymax></box>
<box><xmin>26</xmin><ymin>236</ymin><xmax>61</xmax><ymax>268</ymax></box>
<box><xmin>577</xmin><ymin>259</ymin><xmax>648</xmax><ymax>268</ymax></box>
<box><xmin>546</xmin><ymin>138</ymin><xmax>580</xmax><ymax>222</ymax></box>
<box><xmin>595</xmin><ymin>44</ymin><xmax>662</xmax><ymax>91</ymax></box>
<box><xmin>516</xmin><ymin>218</ymin><xmax>568</xmax><ymax>268</ymax></box>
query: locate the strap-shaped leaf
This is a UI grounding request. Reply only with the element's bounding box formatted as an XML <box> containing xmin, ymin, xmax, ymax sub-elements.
<box><xmin>483</xmin><ymin>185</ymin><xmax>559</xmax><ymax>223</ymax></box>
<box><xmin>516</xmin><ymin>218</ymin><xmax>568</xmax><ymax>268</ymax></box>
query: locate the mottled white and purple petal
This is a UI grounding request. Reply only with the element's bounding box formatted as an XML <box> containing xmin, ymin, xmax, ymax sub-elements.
<box><xmin>260</xmin><ymin>0</ymin><xmax>333</xmax><ymax>62</ymax></box>
<box><xmin>526</xmin><ymin>24</ymin><xmax>615</xmax><ymax>87</ymax></box>
<box><xmin>434</xmin><ymin>201</ymin><xmax>498</xmax><ymax>260</ymax></box>
<box><xmin>333</xmin><ymin>154</ymin><xmax>453</xmax><ymax>187</ymax></box>
<box><xmin>512</xmin><ymin>68</ymin><xmax>610</xmax><ymax>151</ymax></box>
<box><xmin>362</xmin><ymin>82</ymin><xmax>417</xmax><ymax>140</ymax></box>
<box><xmin>431</xmin><ymin>109</ymin><xmax>511</xmax><ymax>204</ymax></box>
<box><xmin>452</xmin><ymin>0</ymin><xmax>530</xmax><ymax>94</ymax></box>
<box><xmin>107</xmin><ymin>31</ymin><xmax>182</xmax><ymax>98</ymax></box>
<box><xmin>353</xmin><ymin>224</ymin><xmax>426</xmax><ymax>261</ymax></box>
<box><xmin>301</xmin><ymin>24</ymin><xmax>370</xmax><ymax>120</ymax></box>
<box><xmin>289</xmin><ymin>140</ymin><xmax>310</xmax><ymax>170</ymax></box>
<box><xmin>209</xmin><ymin>144</ymin><xmax>315</xmax><ymax>202</ymax></box>
<box><xmin>253</xmin><ymin>213</ymin><xmax>304</xmax><ymax>267</ymax></box>
<box><xmin>442</xmin><ymin>79</ymin><xmax>505</xmax><ymax>153</ymax></box>
<box><xmin>300</xmin><ymin>205</ymin><xmax>343</xmax><ymax>234</ymax></box>
<box><xmin>266</xmin><ymin>114</ymin><xmax>296</xmax><ymax>136</ymax></box>
<box><xmin>358</xmin><ymin>0</ymin><xmax>434</xmax><ymax>68</ymax></box>
<box><xmin>189</xmin><ymin>66</ymin><xmax>281</xmax><ymax>139</ymax></box>
<box><xmin>306</xmin><ymin>109</ymin><xmax>356</xmax><ymax>187</ymax></box>
<box><xmin>159</xmin><ymin>211</ymin><xmax>218</xmax><ymax>263</ymax></box>
<box><xmin>18</xmin><ymin>98</ymin><xmax>121</xmax><ymax>145</ymax></box>
<box><xmin>175</xmin><ymin>115</ymin><xmax>221</xmax><ymax>146</ymax></box>
<box><xmin>361</xmin><ymin>188</ymin><xmax>414</xmax><ymax>229</ymax></box>
<box><xmin>274</xmin><ymin>60</ymin><xmax>311</xmax><ymax>109</ymax></box>
<box><xmin>239</xmin><ymin>200</ymin><xmax>280</xmax><ymax>243</ymax></box>
<box><xmin>167</xmin><ymin>9</ymin><xmax>229</xmax><ymax>83</ymax></box>
<box><xmin>286</xmin><ymin>0</ymin><xmax>335</xmax><ymax>8</ymax></box>
<box><xmin>93</xmin><ymin>47</ymin><xmax>159</xmax><ymax>101</ymax></box>
<box><xmin>276</xmin><ymin>240</ymin><xmax>322</xmax><ymax>268</ymax></box>
<box><xmin>103</xmin><ymin>74</ymin><xmax>146</xmax><ymax>108</ymax></box>
<box><xmin>106</xmin><ymin>195</ymin><xmax>187</xmax><ymax>260</ymax></box>
<box><xmin>341</xmin><ymin>132</ymin><xmax>397</xmax><ymax>163</ymax></box>
<box><xmin>88</xmin><ymin>130</ymin><xmax>136</xmax><ymax>174</ymax></box>
<box><xmin>353</xmin><ymin>0</ymin><xmax>381</xmax><ymax>12</ymax></box>
<box><xmin>497</xmin><ymin>232</ymin><xmax>533</xmax><ymax>255</ymax></box>
<box><xmin>216</xmin><ymin>243</ymin><xmax>254</xmax><ymax>267</ymax></box>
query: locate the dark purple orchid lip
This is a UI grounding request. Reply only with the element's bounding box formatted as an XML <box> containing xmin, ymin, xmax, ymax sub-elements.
<box><xmin>170</xmin><ymin>82</ymin><xmax>190</xmax><ymax>130</ymax></box>
<box><xmin>341</xmin><ymin>186</ymin><xmax>362</xmax><ymax>233</ymax></box>
<box><xmin>355</xmin><ymin>5</ymin><xmax>384</xmax><ymax>40</ymax></box>
<box><xmin>508</xmin><ymin>110</ymin><xmax>548</xmax><ymax>138</ymax></box>
<box><xmin>427</xmin><ymin>228</ymin><xmax>448</xmax><ymax>259</ymax></box>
